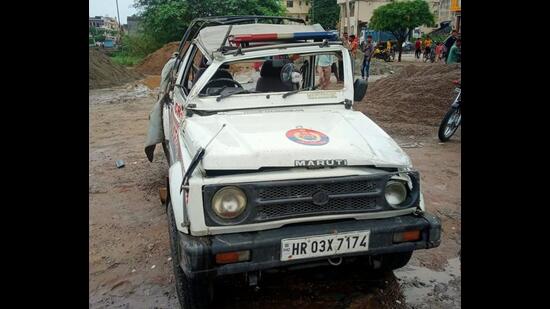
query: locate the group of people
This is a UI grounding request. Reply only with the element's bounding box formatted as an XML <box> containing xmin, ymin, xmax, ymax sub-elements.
<box><xmin>414</xmin><ymin>30</ymin><xmax>461</xmax><ymax>64</ymax></box>
<box><xmin>315</xmin><ymin>29</ymin><xmax>461</xmax><ymax>88</ymax></box>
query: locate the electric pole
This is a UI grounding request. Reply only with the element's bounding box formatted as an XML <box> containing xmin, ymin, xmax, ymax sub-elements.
<box><xmin>115</xmin><ymin>0</ymin><xmax>122</xmax><ymax>43</ymax></box>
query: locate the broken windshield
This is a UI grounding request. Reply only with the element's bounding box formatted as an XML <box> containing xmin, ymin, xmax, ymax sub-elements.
<box><xmin>197</xmin><ymin>50</ymin><xmax>345</xmax><ymax>100</ymax></box>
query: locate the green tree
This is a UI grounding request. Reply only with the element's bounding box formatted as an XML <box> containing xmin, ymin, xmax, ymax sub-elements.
<box><xmin>309</xmin><ymin>0</ymin><xmax>340</xmax><ymax>29</ymax></box>
<box><xmin>370</xmin><ymin>0</ymin><xmax>435</xmax><ymax>62</ymax></box>
<box><xmin>89</xmin><ymin>27</ymin><xmax>107</xmax><ymax>42</ymax></box>
<box><xmin>134</xmin><ymin>0</ymin><xmax>286</xmax><ymax>44</ymax></box>
<box><xmin>136</xmin><ymin>0</ymin><xmax>188</xmax><ymax>43</ymax></box>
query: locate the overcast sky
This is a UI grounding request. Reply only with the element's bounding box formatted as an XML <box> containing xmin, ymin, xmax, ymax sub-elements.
<box><xmin>89</xmin><ymin>0</ymin><xmax>139</xmax><ymax>24</ymax></box>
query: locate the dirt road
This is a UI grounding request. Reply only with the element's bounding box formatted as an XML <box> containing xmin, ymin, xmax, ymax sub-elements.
<box><xmin>89</xmin><ymin>71</ymin><xmax>461</xmax><ymax>308</ymax></box>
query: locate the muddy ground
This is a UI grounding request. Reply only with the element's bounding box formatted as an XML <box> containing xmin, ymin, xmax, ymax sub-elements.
<box><xmin>89</xmin><ymin>63</ymin><xmax>461</xmax><ymax>308</ymax></box>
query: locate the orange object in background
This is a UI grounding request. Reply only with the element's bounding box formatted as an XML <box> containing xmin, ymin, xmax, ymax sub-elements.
<box><xmin>451</xmin><ymin>0</ymin><xmax>461</xmax><ymax>12</ymax></box>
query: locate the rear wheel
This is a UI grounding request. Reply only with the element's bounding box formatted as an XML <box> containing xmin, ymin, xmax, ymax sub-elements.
<box><xmin>167</xmin><ymin>200</ymin><xmax>213</xmax><ymax>309</ymax></box>
<box><xmin>438</xmin><ymin>107</ymin><xmax>461</xmax><ymax>142</ymax></box>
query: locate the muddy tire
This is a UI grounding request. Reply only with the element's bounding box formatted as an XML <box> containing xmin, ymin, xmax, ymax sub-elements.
<box><xmin>167</xmin><ymin>200</ymin><xmax>213</xmax><ymax>309</ymax></box>
<box><xmin>438</xmin><ymin>107</ymin><xmax>461</xmax><ymax>142</ymax></box>
<box><xmin>380</xmin><ymin>251</ymin><xmax>413</xmax><ymax>271</ymax></box>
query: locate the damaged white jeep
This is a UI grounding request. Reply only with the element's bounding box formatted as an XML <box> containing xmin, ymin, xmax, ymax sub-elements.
<box><xmin>145</xmin><ymin>16</ymin><xmax>441</xmax><ymax>309</ymax></box>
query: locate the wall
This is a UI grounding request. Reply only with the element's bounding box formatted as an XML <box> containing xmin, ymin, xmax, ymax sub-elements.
<box><xmin>337</xmin><ymin>0</ymin><xmax>390</xmax><ymax>35</ymax></box>
<box><xmin>283</xmin><ymin>0</ymin><xmax>311</xmax><ymax>21</ymax></box>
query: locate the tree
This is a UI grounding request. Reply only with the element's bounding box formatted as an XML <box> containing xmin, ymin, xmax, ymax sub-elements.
<box><xmin>369</xmin><ymin>0</ymin><xmax>435</xmax><ymax>62</ymax></box>
<box><xmin>135</xmin><ymin>0</ymin><xmax>189</xmax><ymax>43</ymax></box>
<box><xmin>309</xmin><ymin>0</ymin><xmax>340</xmax><ymax>29</ymax></box>
<box><xmin>134</xmin><ymin>0</ymin><xmax>286</xmax><ymax>44</ymax></box>
<box><xmin>89</xmin><ymin>27</ymin><xmax>107</xmax><ymax>43</ymax></box>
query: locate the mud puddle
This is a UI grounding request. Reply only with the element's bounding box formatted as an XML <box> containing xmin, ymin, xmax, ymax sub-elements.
<box><xmin>89</xmin><ymin>83</ymin><xmax>155</xmax><ymax>105</ymax></box>
<box><xmin>395</xmin><ymin>258</ymin><xmax>461</xmax><ymax>308</ymax></box>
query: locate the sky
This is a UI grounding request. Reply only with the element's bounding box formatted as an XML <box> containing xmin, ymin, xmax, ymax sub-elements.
<box><xmin>89</xmin><ymin>0</ymin><xmax>139</xmax><ymax>25</ymax></box>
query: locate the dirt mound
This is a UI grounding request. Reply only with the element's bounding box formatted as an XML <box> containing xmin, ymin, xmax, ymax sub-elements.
<box><xmin>135</xmin><ymin>42</ymin><xmax>180</xmax><ymax>75</ymax></box>
<box><xmin>355</xmin><ymin>63</ymin><xmax>460</xmax><ymax>136</ymax></box>
<box><xmin>89</xmin><ymin>49</ymin><xmax>142</xmax><ymax>89</ymax></box>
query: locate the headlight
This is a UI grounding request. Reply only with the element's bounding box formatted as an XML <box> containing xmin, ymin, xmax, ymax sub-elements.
<box><xmin>385</xmin><ymin>180</ymin><xmax>408</xmax><ymax>207</ymax></box>
<box><xmin>211</xmin><ymin>186</ymin><xmax>247</xmax><ymax>219</ymax></box>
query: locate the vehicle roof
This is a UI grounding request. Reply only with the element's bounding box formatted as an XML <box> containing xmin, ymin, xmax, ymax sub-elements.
<box><xmin>196</xmin><ymin>23</ymin><xmax>326</xmax><ymax>56</ymax></box>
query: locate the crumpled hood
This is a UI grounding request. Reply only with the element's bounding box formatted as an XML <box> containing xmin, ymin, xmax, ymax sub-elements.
<box><xmin>183</xmin><ymin>109</ymin><xmax>411</xmax><ymax>171</ymax></box>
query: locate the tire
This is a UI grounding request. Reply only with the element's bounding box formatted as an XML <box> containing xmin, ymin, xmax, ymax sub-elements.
<box><xmin>379</xmin><ymin>251</ymin><xmax>413</xmax><ymax>271</ymax></box>
<box><xmin>167</xmin><ymin>200</ymin><xmax>213</xmax><ymax>309</ymax></box>
<box><xmin>438</xmin><ymin>107</ymin><xmax>461</xmax><ymax>142</ymax></box>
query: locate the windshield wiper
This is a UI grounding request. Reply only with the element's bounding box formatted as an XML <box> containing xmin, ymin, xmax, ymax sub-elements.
<box><xmin>216</xmin><ymin>88</ymin><xmax>257</xmax><ymax>102</ymax></box>
<box><xmin>282</xmin><ymin>85</ymin><xmax>317</xmax><ymax>99</ymax></box>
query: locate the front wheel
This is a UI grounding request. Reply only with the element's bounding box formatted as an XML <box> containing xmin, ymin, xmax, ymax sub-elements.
<box><xmin>167</xmin><ymin>200</ymin><xmax>213</xmax><ymax>309</ymax></box>
<box><xmin>438</xmin><ymin>107</ymin><xmax>461</xmax><ymax>142</ymax></box>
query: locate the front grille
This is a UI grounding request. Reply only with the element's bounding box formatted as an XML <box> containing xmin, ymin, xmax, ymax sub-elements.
<box><xmin>256</xmin><ymin>197</ymin><xmax>380</xmax><ymax>221</ymax></box>
<box><xmin>258</xmin><ymin>181</ymin><xmax>378</xmax><ymax>200</ymax></box>
<box><xmin>202</xmin><ymin>172</ymin><xmax>420</xmax><ymax>226</ymax></box>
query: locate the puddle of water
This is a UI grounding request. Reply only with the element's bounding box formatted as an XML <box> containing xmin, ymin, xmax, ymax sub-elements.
<box><xmin>89</xmin><ymin>84</ymin><xmax>153</xmax><ymax>105</ymax></box>
<box><xmin>394</xmin><ymin>258</ymin><xmax>461</xmax><ymax>307</ymax></box>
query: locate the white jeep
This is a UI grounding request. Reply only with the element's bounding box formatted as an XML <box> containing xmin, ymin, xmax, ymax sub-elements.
<box><xmin>145</xmin><ymin>16</ymin><xmax>441</xmax><ymax>309</ymax></box>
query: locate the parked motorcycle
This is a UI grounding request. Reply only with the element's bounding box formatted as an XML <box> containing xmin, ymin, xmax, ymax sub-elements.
<box><xmin>372</xmin><ymin>48</ymin><xmax>392</xmax><ymax>62</ymax></box>
<box><xmin>423</xmin><ymin>47</ymin><xmax>436</xmax><ymax>63</ymax></box>
<box><xmin>438</xmin><ymin>80</ymin><xmax>461</xmax><ymax>142</ymax></box>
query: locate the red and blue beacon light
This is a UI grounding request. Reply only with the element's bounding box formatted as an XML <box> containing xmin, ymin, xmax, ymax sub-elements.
<box><xmin>229</xmin><ymin>32</ymin><xmax>338</xmax><ymax>47</ymax></box>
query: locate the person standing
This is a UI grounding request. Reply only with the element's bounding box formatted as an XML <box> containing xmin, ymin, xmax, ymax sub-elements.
<box><xmin>337</xmin><ymin>32</ymin><xmax>350</xmax><ymax>82</ymax></box>
<box><xmin>349</xmin><ymin>34</ymin><xmax>358</xmax><ymax>75</ymax></box>
<box><xmin>415</xmin><ymin>37</ymin><xmax>422</xmax><ymax>59</ymax></box>
<box><xmin>423</xmin><ymin>35</ymin><xmax>433</xmax><ymax>59</ymax></box>
<box><xmin>446</xmin><ymin>38</ymin><xmax>461</xmax><ymax>64</ymax></box>
<box><xmin>444</xmin><ymin>30</ymin><xmax>459</xmax><ymax>62</ymax></box>
<box><xmin>435</xmin><ymin>42</ymin><xmax>444</xmax><ymax>62</ymax></box>
<box><xmin>361</xmin><ymin>35</ymin><xmax>374</xmax><ymax>80</ymax></box>
<box><xmin>316</xmin><ymin>54</ymin><xmax>336</xmax><ymax>89</ymax></box>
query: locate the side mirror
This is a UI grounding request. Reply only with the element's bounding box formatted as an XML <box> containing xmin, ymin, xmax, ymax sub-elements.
<box><xmin>353</xmin><ymin>78</ymin><xmax>368</xmax><ymax>102</ymax></box>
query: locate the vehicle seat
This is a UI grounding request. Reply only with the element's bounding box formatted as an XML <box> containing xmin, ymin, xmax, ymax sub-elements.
<box><xmin>193</xmin><ymin>66</ymin><xmax>234</xmax><ymax>94</ymax></box>
<box><xmin>255</xmin><ymin>60</ymin><xmax>292</xmax><ymax>92</ymax></box>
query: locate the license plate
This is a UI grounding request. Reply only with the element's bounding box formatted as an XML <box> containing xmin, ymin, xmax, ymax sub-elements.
<box><xmin>280</xmin><ymin>230</ymin><xmax>370</xmax><ymax>261</ymax></box>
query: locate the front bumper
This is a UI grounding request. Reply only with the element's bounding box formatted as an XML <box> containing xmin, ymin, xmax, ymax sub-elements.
<box><xmin>178</xmin><ymin>212</ymin><xmax>441</xmax><ymax>279</ymax></box>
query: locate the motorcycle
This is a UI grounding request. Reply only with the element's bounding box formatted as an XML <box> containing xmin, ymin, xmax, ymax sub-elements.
<box><xmin>372</xmin><ymin>44</ymin><xmax>393</xmax><ymax>62</ymax></box>
<box><xmin>438</xmin><ymin>80</ymin><xmax>461</xmax><ymax>142</ymax></box>
<box><xmin>423</xmin><ymin>47</ymin><xmax>436</xmax><ymax>63</ymax></box>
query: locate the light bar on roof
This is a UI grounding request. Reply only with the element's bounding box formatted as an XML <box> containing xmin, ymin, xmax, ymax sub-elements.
<box><xmin>229</xmin><ymin>31</ymin><xmax>337</xmax><ymax>45</ymax></box>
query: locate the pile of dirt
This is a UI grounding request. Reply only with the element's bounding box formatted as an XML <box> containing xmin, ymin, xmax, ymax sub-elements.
<box><xmin>135</xmin><ymin>41</ymin><xmax>180</xmax><ymax>75</ymax></box>
<box><xmin>89</xmin><ymin>49</ymin><xmax>142</xmax><ymax>89</ymax></box>
<box><xmin>369</xmin><ymin>60</ymin><xmax>401</xmax><ymax>75</ymax></box>
<box><xmin>356</xmin><ymin>63</ymin><xmax>461</xmax><ymax>136</ymax></box>
<box><xmin>354</xmin><ymin>51</ymin><xmax>401</xmax><ymax>76</ymax></box>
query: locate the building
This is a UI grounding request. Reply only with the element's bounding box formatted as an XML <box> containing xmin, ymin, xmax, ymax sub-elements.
<box><xmin>89</xmin><ymin>16</ymin><xmax>121</xmax><ymax>46</ymax></box>
<box><xmin>337</xmin><ymin>0</ymin><xmax>388</xmax><ymax>36</ymax></box>
<box><xmin>89</xmin><ymin>16</ymin><xmax>120</xmax><ymax>32</ymax></box>
<box><xmin>282</xmin><ymin>0</ymin><xmax>311</xmax><ymax>22</ymax></box>
<box><xmin>450</xmin><ymin>0</ymin><xmax>461</xmax><ymax>33</ymax></box>
<box><xmin>337</xmin><ymin>0</ymin><xmax>458</xmax><ymax>37</ymax></box>
<box><xmin>126</xmin><ymin>15</ymin><xmax>143</xmax><ymax>37</ymax></box>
